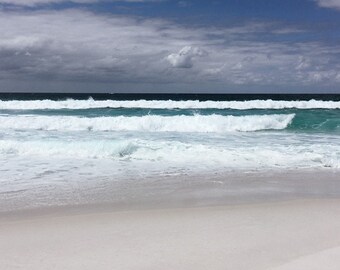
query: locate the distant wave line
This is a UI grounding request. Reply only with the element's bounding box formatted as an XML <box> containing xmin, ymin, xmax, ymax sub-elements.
<box><xmin>1</xmin><ymin>99</ymin><xmax>340</xmax><ymax>110</ymax></box>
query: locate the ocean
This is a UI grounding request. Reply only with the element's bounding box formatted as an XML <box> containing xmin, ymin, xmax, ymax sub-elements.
<box><xmin>1</xmin><ymin>93</ymin><xmax>340</xmax><ymax>211</ymax></box>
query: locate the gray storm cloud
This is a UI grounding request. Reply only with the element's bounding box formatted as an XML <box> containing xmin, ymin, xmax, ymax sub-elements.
<box><xmin>0</xmin><ymin>9</ymin><xmax>339</xmax><ymax>92</ymax></box>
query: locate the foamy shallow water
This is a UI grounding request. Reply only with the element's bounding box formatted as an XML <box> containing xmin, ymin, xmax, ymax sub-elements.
<box><xmin>1</xmin><ymin>97</ymin><xmax>340</xmax><ymax>211</ymax></box>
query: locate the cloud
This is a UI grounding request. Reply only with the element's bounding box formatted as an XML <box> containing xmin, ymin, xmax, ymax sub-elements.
<box><xmin>0</xmin><ymin>8</ymin><xmax>339</xmax><ymax>92</ymax></box>
<box><xmin>315</xmin><ymin>0</ymin><xmax>340</xmax><ymax>10</ymax></box>
<box><xmin>295</xmin><ymin>56</ymin><xmax>311</xmax><ymax>70</ymax></box>
<box><xmin>0</xmin><ymin>0</ymin><xmax>161</xmax><ymax>7</ymax></box>
<box><xmin>0</xmin><ymin>9</ymin><xmax>211</xmax><ymax>85</ymax></box>
<box><xmin>166</xmin><ymin>46</ymin><xmax>207</xmax><ymax>68</ymax></box>
<box><xmin>177</xmin><ymin>1</ymin><xmax>191</xmax><ymax>8</ymax></box>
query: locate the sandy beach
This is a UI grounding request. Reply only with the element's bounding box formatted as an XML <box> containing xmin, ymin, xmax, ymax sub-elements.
<box><xmin>1</xmin><ymin>173</ymin><xmax>340</xmax><ymax>270</ymax></box>
<box><xmin>1</xmin><ymin>0</ymin><xmax>340</xmax><ymax>268</ymax></box>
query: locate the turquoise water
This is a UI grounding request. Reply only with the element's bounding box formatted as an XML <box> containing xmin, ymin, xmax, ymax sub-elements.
<box><xmin>0</xmin><ymin>97</ymin><xmax>339</xmax><ymax>168</ymax></box>
<box><xmin>1</xmin><ymin>107</ymin><xmax>339</xmax><ymax>133</ymax></box>
<box><xmin>0</xmin><ymin>98</ymin><xmax>339</xmax><ymax>165</ymax></box>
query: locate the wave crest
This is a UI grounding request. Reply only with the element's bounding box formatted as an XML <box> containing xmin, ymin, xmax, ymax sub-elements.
<box><xmin>0</xmin><ymin>114</ymin><xmax>295</xmax><ymax>133</ymax></box>
<box><xmin>0</xmin><ymin>99</ymin><xmax>340</xmax><ymax>110</ymax></box>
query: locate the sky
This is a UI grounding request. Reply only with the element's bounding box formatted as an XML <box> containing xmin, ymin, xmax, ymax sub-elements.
<box><xmin>0</xmin><ymin>0</ymin><xmax>340</xmax><ymax>93</ymax></box>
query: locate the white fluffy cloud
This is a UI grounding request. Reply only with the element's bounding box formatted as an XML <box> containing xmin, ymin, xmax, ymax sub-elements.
<box><xmin>315</xmin><ymin>0</ymin><xmax>340</xmax><ymax>9</ymax></box>
<box><xmin>167</xmin><ymin>46</ymin><xmax>207</xmax><ymax>68</ymax></box>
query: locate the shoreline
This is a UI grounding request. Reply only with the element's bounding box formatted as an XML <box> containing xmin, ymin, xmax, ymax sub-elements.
<box><xmin>1</xmin><ymin>168</ymin><xmax>339</xmax><ymax>219</ymax></box>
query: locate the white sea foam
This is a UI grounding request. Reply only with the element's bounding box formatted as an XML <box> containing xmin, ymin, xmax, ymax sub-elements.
<box><xmin>0</xmin><ymin>140</ymin><xmax>138</xmax><ymax>159</ymax></box>
<box><xmin>0</xmin><ymin>137</ymin><xmax>339</xmax><ymax>169</ymax></box>
<box><xmin>0</xmin><ymin>99</ymin><xmax>340</xmax><ymax>110</ymax></box>
<box><xmin>0</xmin><ymin>114</ymin><xmax>295</xmax><ymax>132</ymax></box>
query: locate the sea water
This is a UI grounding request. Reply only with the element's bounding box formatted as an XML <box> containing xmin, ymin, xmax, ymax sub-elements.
<box><xmin>0</xmin><ymin>94</ymin><xmax>339</xmax><ymax>211</ymax></box>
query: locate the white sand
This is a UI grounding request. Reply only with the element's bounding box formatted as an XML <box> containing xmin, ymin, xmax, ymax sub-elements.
<box><xmin>1</xmin><ymin>199</ymin><xmax>340</xmax><ymax>270</ymax></box>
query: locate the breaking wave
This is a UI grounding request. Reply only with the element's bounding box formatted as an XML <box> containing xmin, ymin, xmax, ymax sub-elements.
<box><xmin>1</xmin><ymin>99</ymin><xmax>340</xmax><ymax>110</ymax></box>
<box><xmin>0</xmin><ymin>114</ymin><xmax>295</xmax><ymax>133</ymax></box>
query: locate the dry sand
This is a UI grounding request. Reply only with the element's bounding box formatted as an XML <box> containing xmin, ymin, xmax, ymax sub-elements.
<box><xmin>1</xmin><ymin>199</ymin><xmax>340</xmax><ymax>270</ymax></box>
